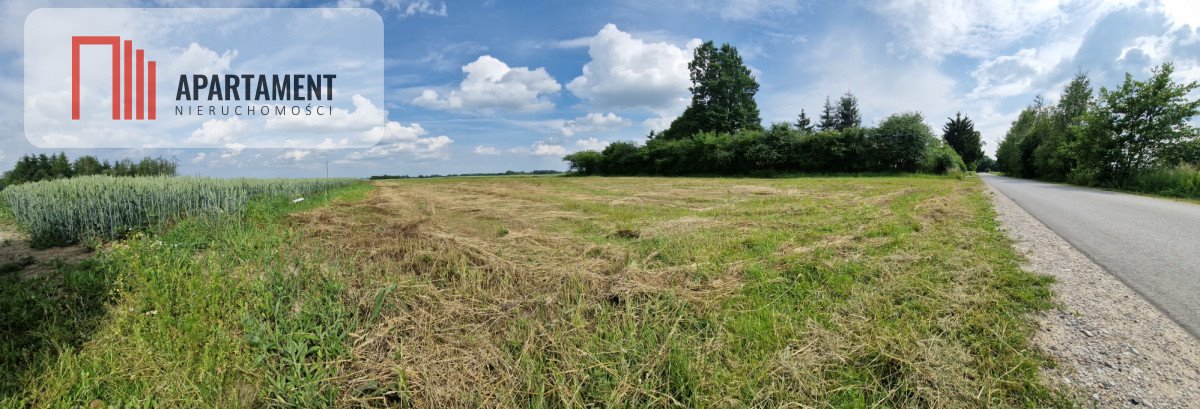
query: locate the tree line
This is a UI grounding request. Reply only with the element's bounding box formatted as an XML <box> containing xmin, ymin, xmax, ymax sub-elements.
<box><xmin>565</xmin><ymin>41</ymin><xmax>985</xmax><ymax>176</ymax></box>
<box><xmin>1</xmin><ymin>153</ymin><xmax>178</xmax><ymax>190</ymax></box>
<box><xmin>995</xmin><ymin>63</ymin><xmax>1200</xmax><ymax>198</ymax></box>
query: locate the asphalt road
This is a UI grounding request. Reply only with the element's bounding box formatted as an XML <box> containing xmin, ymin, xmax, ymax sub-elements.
<box><xmin>981</xmin><ymin>174</ymin><xmax>1200</xmax><ymax>337</ymax></box>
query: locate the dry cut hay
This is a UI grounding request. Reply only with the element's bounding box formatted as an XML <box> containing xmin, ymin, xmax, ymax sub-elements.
<box><xmin>292</xmin><ymin>181</ymin><xmax>747</xmax><ymax>407</ymax></box>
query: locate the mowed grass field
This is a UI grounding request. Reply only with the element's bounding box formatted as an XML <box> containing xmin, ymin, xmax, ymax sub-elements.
<box><xmin>1</xmin><ymin>176</ymin><xmax>1066</xmax><ymax>407</ymax></box>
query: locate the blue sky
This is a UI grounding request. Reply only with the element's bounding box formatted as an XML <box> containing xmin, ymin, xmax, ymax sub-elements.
<box><xmin>1</xmin><ymin>0</ymin><xmax>1199</xmax><ymax>178</ymax></box>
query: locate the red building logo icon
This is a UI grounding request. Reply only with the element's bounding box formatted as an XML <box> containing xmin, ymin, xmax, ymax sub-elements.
<box><xmin>71</xmin><ymin>36</ymin><xmax>156</xmax><ymax>120</ymax></box>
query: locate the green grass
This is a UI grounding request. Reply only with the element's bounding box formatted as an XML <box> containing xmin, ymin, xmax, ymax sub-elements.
<box><xmin>0</xmin><ymin>258</ymin><xmax>114</xmax><ymax>397</ymax></box>
<box><xmin>1</xmin><ymin>182</ymin><xmax>371</xmax><ymax>407</ymax></box>
<box><xmin>1</xmin><ymin>175</ymin><xmax>1070</xmax><ymax>407</ymax></box>
<box><xmin>293</xmin><ymin>175</ymin><xmax>1067</xmax><ymax>406</ymax></box>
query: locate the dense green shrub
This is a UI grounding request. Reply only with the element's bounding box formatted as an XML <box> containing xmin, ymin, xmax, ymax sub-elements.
<box><xmin>599</xmin><ymin>141</ymin><xmax>648</xmax><ymax>175</ymax></box>
<box><xmin>798</xmin><ymin>128</ymin><xmax>872</xmax><ymax>172</ymax></box>
<box><xmin>563</xmin><ymin>151</ymin><xmax>604</xmax><ymax>175</ymax></box>
<box><xmin>870</xmin><ymin>112</ymin><xmax>935</xmax><ymax>172</ymax></box>
<box><xmin>924</xmin><ymin>144</ymin><xmax>967</xmax><ymax>175</ymax></box>
<box><xmin>565</xmin><ymin>112</ymin><xmax>957</xmax><ymax>176</ymax></box>
<box><xmin>1125</xmin><ymin>165</ymin><xmax>1200</xmax><ymax>199</ymax></box>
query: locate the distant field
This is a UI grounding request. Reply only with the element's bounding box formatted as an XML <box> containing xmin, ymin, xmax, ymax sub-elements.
<box><xmin>1</xmin><ymin>176</ymin><xmax>1067</xmax><ymax>407</ymax></box>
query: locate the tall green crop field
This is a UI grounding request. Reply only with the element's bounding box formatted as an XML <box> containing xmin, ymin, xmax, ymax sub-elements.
<box><xmin>0</xmin><ymin>176</ymin><xmax>358</xmax><ymax>247</ymax></box>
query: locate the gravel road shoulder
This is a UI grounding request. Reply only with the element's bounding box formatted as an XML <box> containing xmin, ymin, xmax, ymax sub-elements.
<box><xmin>986</xmin><ymin>183</ymin><xmax>1200</xmax><ymax>408</ymax></box>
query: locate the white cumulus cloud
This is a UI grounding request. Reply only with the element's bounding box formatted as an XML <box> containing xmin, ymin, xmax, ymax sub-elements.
<box><xmin>1159</xmin><ymin>0</ymin><xmax>1200</xmax><ymax>29</ymax></box>
<box><xmin>525</xmin><ymin>138</ymin><xmax>611</xmax><ymax>156</ymax></box>
<box><xmin>560</xmin><ymin>112</ymin><xmax>630</xmax><ymax>136</ymax></box>
<box><xmin>567</xmin><ymin>24</ymin><xmax>700</xmax><ymax>113</ymax></box>
<box><xmin>264</xmin><ymin>94</ymin><xmax>386</xmax><ymax>133</ymax></box>
<box><xmin>412</xmin><ymin>55</ymin><xmax>561</xmax><ymax>112</ymax></box>
<box><xmin>474</xmin><ymin>146</ymin><xmax>501</xmax><ymax>155</ymax></box>
<box><xmin>532</xmin><ymin>142</ymin><xmax>568</xmax><ymax>157</ymax></box>
<box><xmin>169</xmin><ymin>43</ymin><xmax>237</xmax><ymax>74</ymax></box>
<box><xmin>643</xmin><ymin>116</ymin><xmax>674</xmax><ymax>133</ymax></box>
<box><xmin>575</xmin><ymin>137</ymin><xmax>609</xmax><ymax>151</ymax></box>
<box><xmin>188</xmin><ymin>117</ymin><xmax>248</xmax><ymax>145</ymax></box>
<box><xmin>345</xmin><ymin>121</ymin><xmax>453</xmax><ymax>160</ymax></box>
<box><xmin>221</xmin><ymin>143</ymin><xmax>246</xmax><ymax>159</ymax></box>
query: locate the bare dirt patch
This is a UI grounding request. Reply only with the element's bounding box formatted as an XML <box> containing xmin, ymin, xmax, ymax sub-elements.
<box><xmin>0</xmin><ymin>234</ymin><xmax>91</xmax><ymax>280</ymax></box>
<box><xmin>0</xmin><ymin>230</ymin><xmax>23</xmax><ymax>243</ymax></box>
<box><xmin>987</xmin><ymin>183</ymin><xmax>1200</xmax><ymax>408</ymax></box>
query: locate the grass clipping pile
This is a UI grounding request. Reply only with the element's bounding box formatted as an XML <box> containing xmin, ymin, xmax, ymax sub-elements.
<box><xmin>292</xmin><ymin>176</ymin><xmax>1064</xmax><ymax>407</ymax></box>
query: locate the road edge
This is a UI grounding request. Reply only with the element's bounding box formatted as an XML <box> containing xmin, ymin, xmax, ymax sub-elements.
<box><xmin>981</xmin><ymin>174</ymin><xmax>1200</xmax><ymax>340</ymax></box>
<box><xmin>983</xmin><ymin>179</ymin><xmax>1200</xmax><ymax>408</ymax></box>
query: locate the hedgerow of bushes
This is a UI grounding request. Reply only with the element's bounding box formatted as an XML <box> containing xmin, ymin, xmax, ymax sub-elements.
<box><xmin>565</xmin><ymin>113</ymin><xmax>966</xmax><ymax>176</ymax></box>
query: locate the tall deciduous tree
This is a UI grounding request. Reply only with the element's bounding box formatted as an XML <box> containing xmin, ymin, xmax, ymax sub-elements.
<box><xmin>1057</xmin><ymin>72</ymin><xmax>1093</xmax><ymax>122</ymax></box>
<box><xmin>942</xmin><ymin>112</ymin><xmax>984</xmax><ymax>169</ymax></box>
<box><xmin>996</xmin><ymin>97</ymin><xmax>1050</xmax><ymax>178</ymax></box>
<box><xmin>1075</xmin><ymin>63</ymin><xmax>1200</xmax><ymax>184</ymax></box>
<box><xmin>659</xmin><ymin>41</ymin><xmax>761</xmax><ymax>140</ymax></box>
<box><xmin>1034</xmin><ymin>72</ymin><xmax>1092</xmax><ymax>180</ymax></box>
